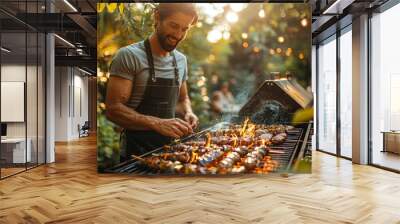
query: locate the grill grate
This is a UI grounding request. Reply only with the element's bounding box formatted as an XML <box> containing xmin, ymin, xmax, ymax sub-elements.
<box><xmin>108</xmin><ymin>123</ymin><xmax>311</xmax><ymax>175</ymax></box>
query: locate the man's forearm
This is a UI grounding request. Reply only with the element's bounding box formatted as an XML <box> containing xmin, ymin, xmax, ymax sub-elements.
<box><xmin>105</xmin><ymin>103</ymin><xmax>160</xmax><ymax>130</ymax></box>
<box><xmin>179</xmin><ymin>97</ymin><xmax>193</xmax><ymax>114</ymax></box>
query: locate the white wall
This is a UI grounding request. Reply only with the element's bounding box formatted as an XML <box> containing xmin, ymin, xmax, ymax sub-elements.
<box><xmin>54</xmin><ymin>67</ymin><xmax>89</xmax><ymax>141</ymax></box>
<box><xmin>1</xmin><ymin>64</ymin><xmax>45</xmax><ymax>163</ymax></box>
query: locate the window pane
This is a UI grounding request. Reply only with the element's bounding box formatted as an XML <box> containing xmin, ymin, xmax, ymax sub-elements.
<box><xmin>317</xmin><ymin>37</ymin><xmax>337</xmax><ymax>154</ymax></box>
<box><xmin>340</xmin><ymin>29</ymin><xmax>352</xmax><ymax>158</ymax></box>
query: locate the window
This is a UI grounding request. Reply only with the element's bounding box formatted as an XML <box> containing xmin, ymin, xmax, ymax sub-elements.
<box><xmin>317</xmin><ymin>36</ymin><xmax>337</xmax><ymax>154</ymax></box>
<box><xmin>339</xmin><ymin>28</ymin><xmax>352</xmax><ymax>158</ymax></box>
<box><xmin>371</xmin><ymin>3</ymin><xmax>400</xmax><ymax>171</ymax></box>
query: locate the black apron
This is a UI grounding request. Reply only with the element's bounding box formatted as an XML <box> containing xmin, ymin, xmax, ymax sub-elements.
<box><xmin>121</xmin><ymin>39</ymin><xmax>180</xmax><ymax>162</ymax></box>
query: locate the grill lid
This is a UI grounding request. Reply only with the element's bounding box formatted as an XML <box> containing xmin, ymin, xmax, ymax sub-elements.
<box><xmin>239</xmin><ymin>79</ymin><xmax>313</xmax><ymax>118</ymax></box>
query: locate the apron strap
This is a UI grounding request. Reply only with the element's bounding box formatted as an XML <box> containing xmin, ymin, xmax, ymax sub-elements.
<box><xmin>170</xmin><ymin>51</ymin><xmax>180</xmax><ymax>85</ymax></box>
<box><xmin>144</xmin><ymin>39</ymin><xmax>156</xmax><ymax>82</ymax></box>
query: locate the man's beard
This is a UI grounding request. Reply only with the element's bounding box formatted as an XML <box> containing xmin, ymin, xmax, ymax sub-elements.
<box><xmin>156</xmin><ymin>30</ymin><xmax>181</xmax><ymax>52</ymax></box>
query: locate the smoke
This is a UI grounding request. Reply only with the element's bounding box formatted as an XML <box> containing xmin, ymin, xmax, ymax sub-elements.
<box><xmin>249</xmin><ymin>100</ymin><xmax>290</xmax><ymax>125</ymax></box>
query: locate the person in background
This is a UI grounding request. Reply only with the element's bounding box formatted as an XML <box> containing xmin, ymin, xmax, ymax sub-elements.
<box><xmin>210</xmin><ymin>82</ymin><xmax>238</xmax><ymax>119</ymax></box>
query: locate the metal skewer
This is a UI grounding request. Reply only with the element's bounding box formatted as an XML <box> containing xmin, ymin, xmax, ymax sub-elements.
<box><xmin>131</xmin><ymin>154</ymin><xmax>145</xmax><ymax>161</ymax></box>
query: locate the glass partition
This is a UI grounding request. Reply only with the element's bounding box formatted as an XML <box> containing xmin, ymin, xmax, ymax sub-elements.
<box><xmin>339</xmin><ymin>28</ymin><xmax>352</xmax><ymax>158</ymax></box>
<box><xmin>317</xmin><ymin>35</ymin><xmax>337</xmax><ymax>155</ymax></box>
<box><xmin>0</xmin><ymin>25</ymin><xmax>28</xmax><ymax>178</ymax></box>
<box><xmin>0</xmin><ymin>0</ymin><xmax>46</xmax><ymax>179</ymax></box>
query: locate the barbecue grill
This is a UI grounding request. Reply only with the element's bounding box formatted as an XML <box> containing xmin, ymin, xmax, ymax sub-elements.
<box><xmin>107</xmin><ymin>78</ymin><xmax>313</xmax><ymax>175</ymax></box>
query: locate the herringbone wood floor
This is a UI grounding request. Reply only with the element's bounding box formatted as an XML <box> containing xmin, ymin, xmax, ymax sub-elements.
<box><xmin>1</xmin><ymin>135</ymin><xmax>400</xmax><ymax>224</ymax></box>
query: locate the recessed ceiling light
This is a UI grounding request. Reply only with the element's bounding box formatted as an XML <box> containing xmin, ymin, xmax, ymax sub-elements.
<box><xmin>63</xmin><ymin>0</ymin><xmax>78</xmax><ymax>12</ymax></box>
<box><xmin>1</xmin><ymin>47</ymin><xmax>11</xmax><ymax>53</ymax></box>
<box><xmin>54</xmin><ymin>34</ymin><xmax>75</xmax><ymax>48</ymax></box>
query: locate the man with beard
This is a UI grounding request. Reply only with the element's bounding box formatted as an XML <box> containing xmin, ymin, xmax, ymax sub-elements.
<box><xmin>105</xmin><ymin>3</ymin><xmax>199</xmax><ymax>161</ymax></box>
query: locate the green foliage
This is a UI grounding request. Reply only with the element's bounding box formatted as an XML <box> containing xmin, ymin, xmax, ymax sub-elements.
<box><xmin>97</xmin><ymin>108</ymin><xmax>120</xmax><ymax>172</ymax></box>
<box><xmin>228</xmin><ymin>3</ymin><xmax>311</xmax><ymax>88</ymax></box>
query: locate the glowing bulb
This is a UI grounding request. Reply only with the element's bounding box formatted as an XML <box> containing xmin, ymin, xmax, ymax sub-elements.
<box><xmin>253</xmin><ymin>47</ymin><xmax>260</xmax><ymax>53</ymax></box>
<box><xmin>226</xmin><ymin>12</ymin><xmax>238</xmax><ymax>23</ymax></box>
<box><xmin>100</xmin><ymin>77</ymin><xmax>108</xmax><ymax>82</ymax></box>
<box><xmin>230</xmin><ymin>3</ymin><xmax>246</xmax><ymax>12</ymax></box>
<box><xmin>223</xmin><ymin>31</ymin><xmax>231</xmax><ymax>40</ymax></box>
<box><xmin>286</xmin><ymin>48</ymin><xmax>292</xmax><ymax>56</ymax></box>
<box><xmin>301</xmin><ymin>18</ymin><xmax>308</xmax><ymax>27</ymax></box>
<box><xmin>276</xmin><ymin>48</ymin><xmax>282</xmax><ymax>54</ymax></box>
<box><xmin>196</xmin><ymin>22</ymin><xmax>203</xmax><ymax>28</ymax></box>
<box><xmin>241</xmin><ymin>33</ymin><xmax>248</xmax><ymax>39</ymax></box>
<box><xmin>258</xmin><ymin>9</ymin><xmax>265</xmax><ymax>18</ymax></box>
<box><xmin>277</xmin><ymin>36</ymin><xmax>285</xmax><ymax>43</ymax></box>
<box><xmin>135</xmin><ymin>3</ymin><xmax>144</xmax><ymax>10</ymax></box>
<box><xmin>242</xmin><ymin>42</ymin><xmax>249</xmax><ymax>48</ymax></box>
<box><xmin>269</xmin><ymin>49</ymin><xmax>275</xmax><ymax>55</ymax></box>
<box><xmin>298</xmin><ymin>53</ymin><xmax>305</xmax><ymax>60</ymax></box>
<box><xmin>207</xmin><ymin>29</ymin><xmax>222</xmax><ymax>43</ymax></box>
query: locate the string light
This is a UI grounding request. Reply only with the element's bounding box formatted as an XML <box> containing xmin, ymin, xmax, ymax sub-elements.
<box><xmin>298</xmin><ymin>53</ymin><xmax>305</xmax><ymax>60</ymax></box>
<box><xmin>269</xmin><ymin>49</ymin><xmax>275</xmax><ymax>55</ymax></box>
<box><xmin>253</xmin><ymin>47</ymin><xmax>260</xmax><ymax>53</ymax></box>
<box><xmin>99</xmin><ymin>103</ymin><xmax>106</xmax><ymax>110</ymax></box>
<box><xmin>226</xmin><ymin>12</ymin><xmax>238</xmax><ymax>23</ymax></box>
<box><xmin>207</xmin><ymin>29</ymin><xmax>222</xmax><ymax>43</ymax></box>
<box><xmin>301</xmin><ymin>18</ymin><xmax>308</xmax><ymax>27</ymax></box>
<box><xmin>242</xmin><ymin>42</ymin><xmax>249</xmax><ymax>48</ymax></box>
<box><xmin>258</xmin><ymin>9</ymin><xmax>265</xmax><ymax>18</ymax></box>
<box><xmin>223</xmin><ymin>31</ymin><xmax>231</xmax><ymax>40</ymax></box>
<box><xmin>241</xmin><ymin>33</ymin><xmax>248</xmax><ymax>39</ymax></box>
<box><xmin>286</xmin><ymin>48</ymin><xmax>293</xmax><ymax>56</ymax></box>
<box><xmin>230</xmin><ymin>3</ymin><xmax>246</xmax><ymax>12</ymax></box>
<box><xmin>277</xmin><ymin>36</ymin><xmax>285</xmax><ymax>43</ymax></box>
<box><xmin>276</xmin><ymin>48</ymin><xmax>282</xmax><ymax>54</ymax></box>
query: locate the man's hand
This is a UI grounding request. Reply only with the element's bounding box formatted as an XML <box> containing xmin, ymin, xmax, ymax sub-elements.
<box><xmin>184</xmin><ymin>112</ymin><xmax>199</xmax><ymax>129</ymax></box>
<box><xmin>151</xmin><ymin>118</ymin><xmax>193</xmax><ymax>139</ymax></box>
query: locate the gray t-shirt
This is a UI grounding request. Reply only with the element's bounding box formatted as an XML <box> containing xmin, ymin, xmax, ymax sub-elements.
<box><xmin>109</xmin><ymin>41</ymin><xmax>188</xmax><ymax>110</ymax></box>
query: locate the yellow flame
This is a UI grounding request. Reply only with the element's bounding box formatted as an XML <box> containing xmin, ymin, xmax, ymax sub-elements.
<box><xmin>240</xmin><ymin>117</ymin><xmax>250</xmax><ymax>136</ymax></box>
<box><xmin>232</xmin><ymin>134</ymin><xmax>238</xmax><ymax>147</ymax></box>
<box><xmin>246</xmin><ymin>124</ymin><xmax>256</xmax><ymax>137</ymax></box>
<box><xmin>206</xmin><ymin>132</ymin><xmax>212</xmax><ymax>147</ymax></box>
<box><xmin>190</xmin><ymin>152</ymin><xmax>198</xmax><ymax>163</ymax></box>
